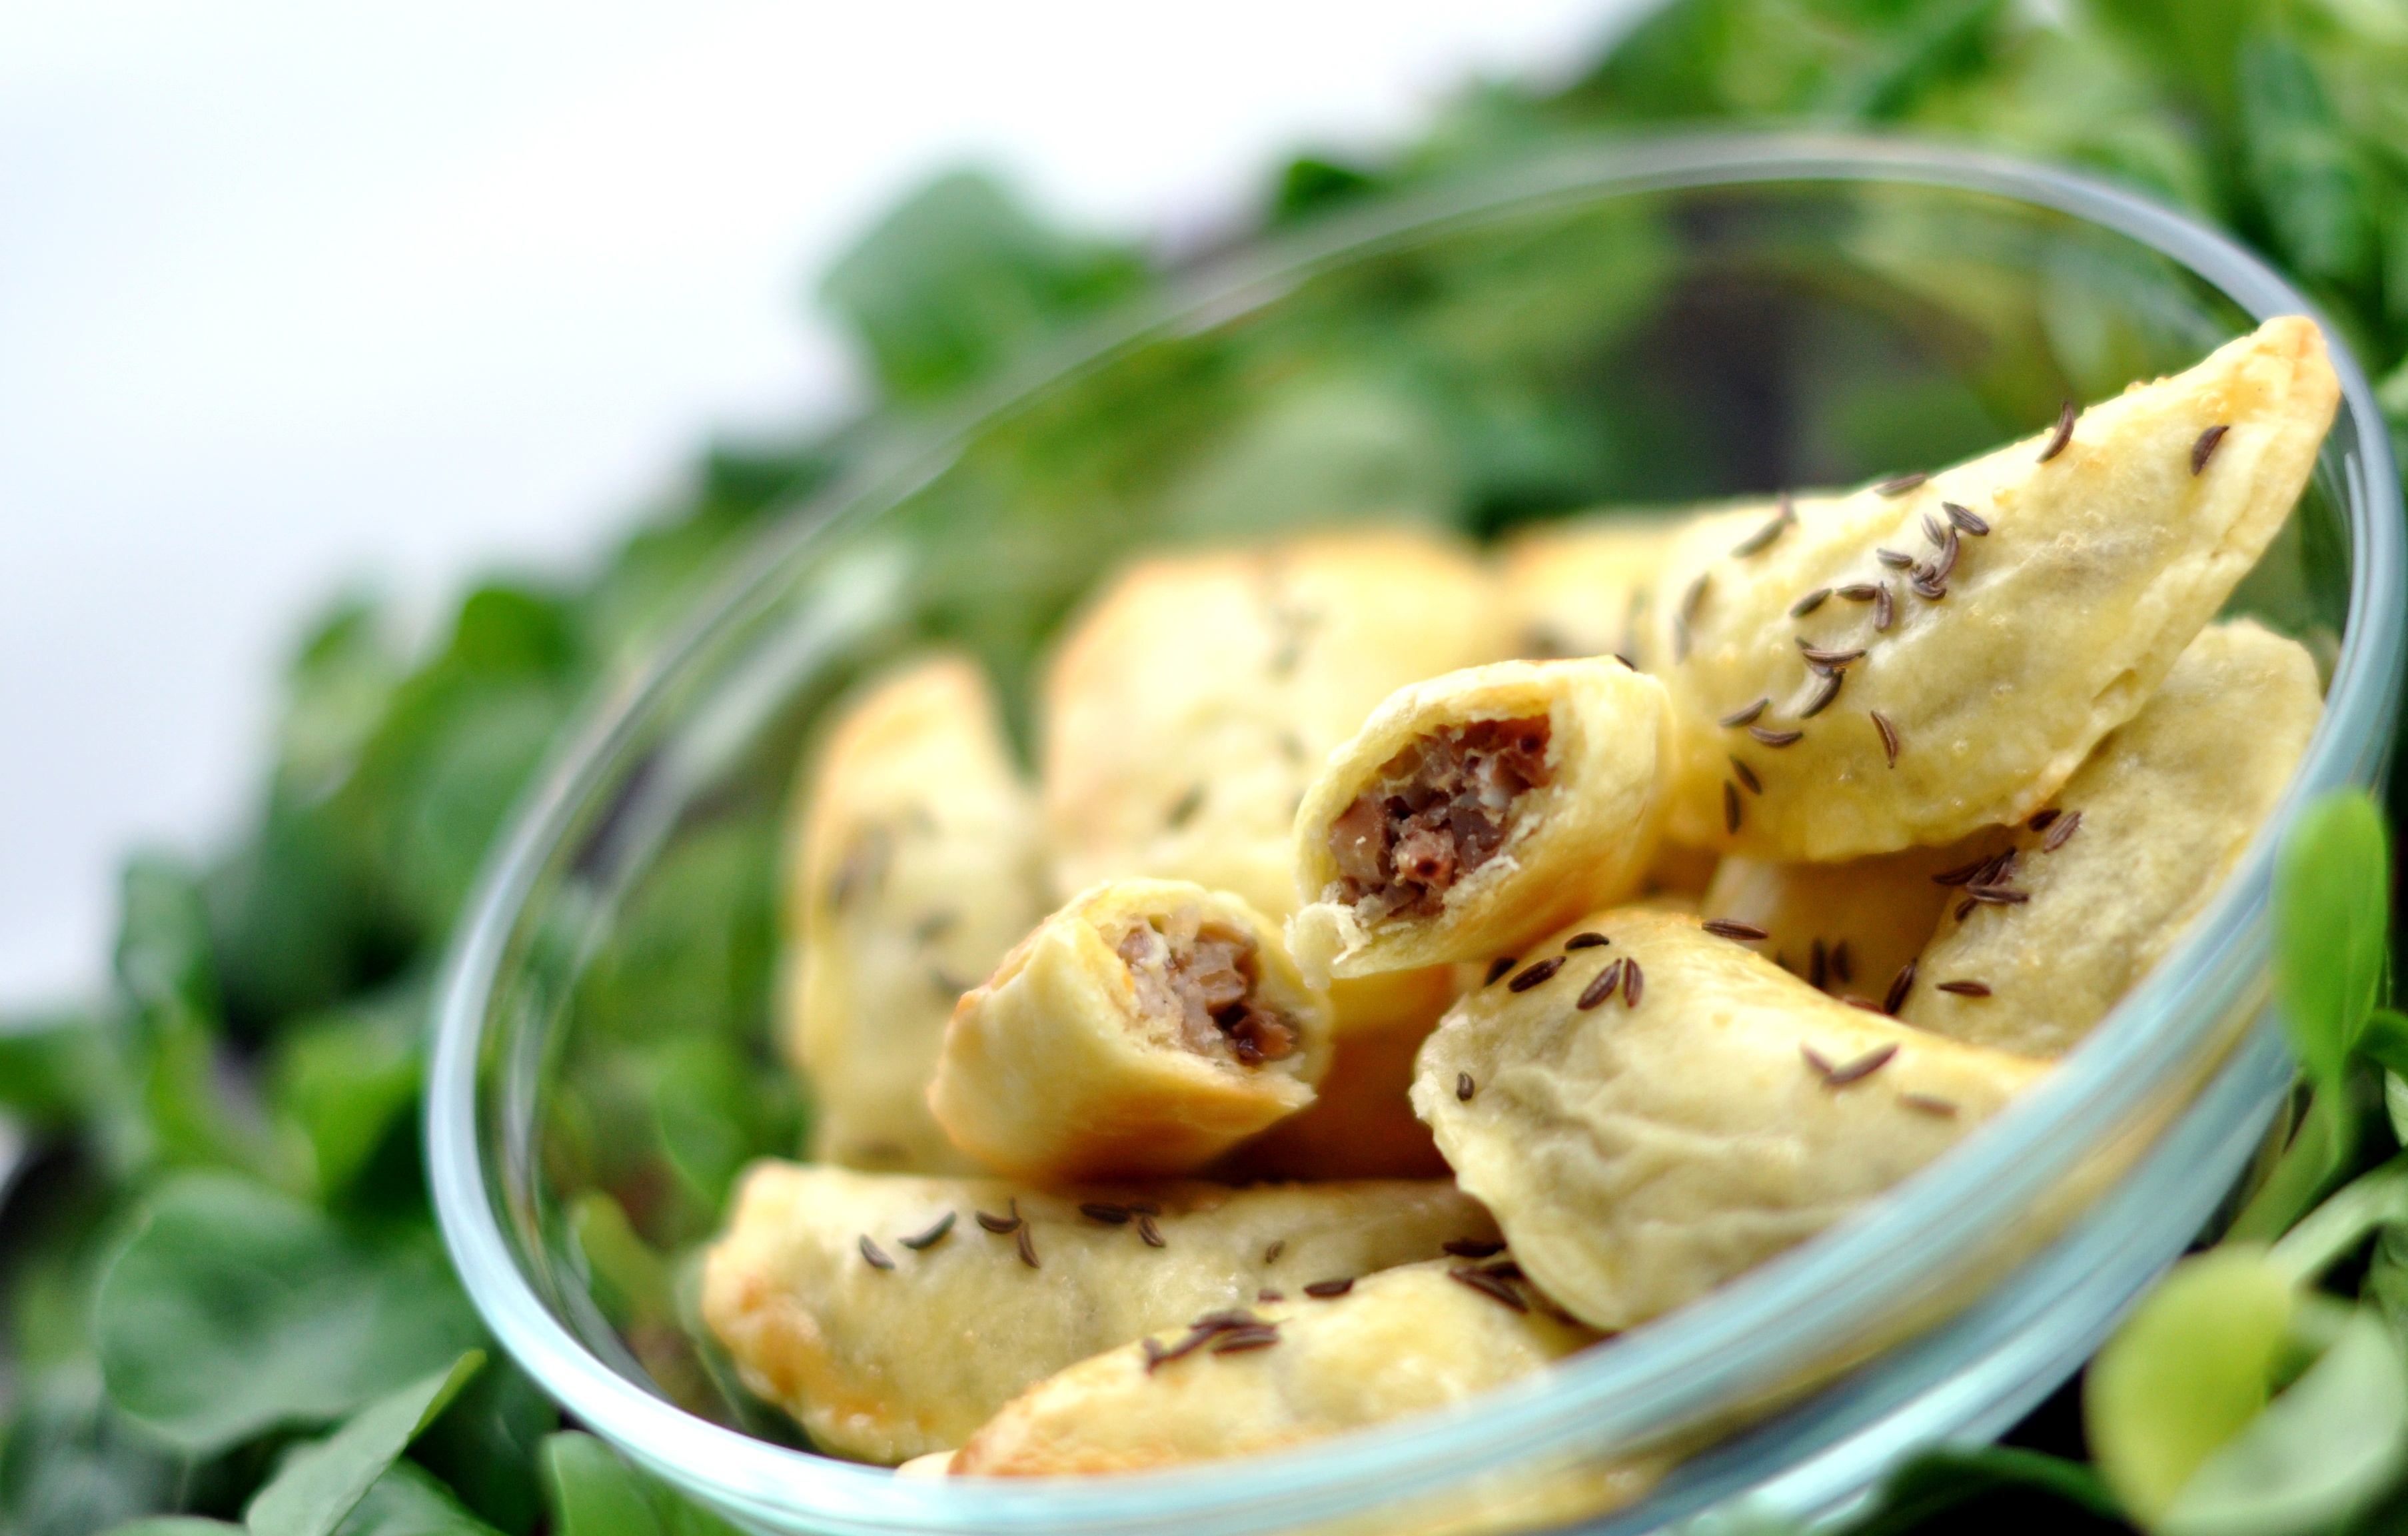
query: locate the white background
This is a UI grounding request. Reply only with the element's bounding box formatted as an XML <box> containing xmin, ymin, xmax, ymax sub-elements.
<box><xmin>0</xmin><ymin>1</ymin><xmax>1648</xmax><ymax>1009</ymax></box>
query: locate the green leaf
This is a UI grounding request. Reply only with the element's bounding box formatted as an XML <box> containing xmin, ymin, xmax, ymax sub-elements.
<box><xmin>2</xmin><ymin>1365</ymin><xmax>183</xmax><ymax>1536</ymax></box>
<box><xmin>2088</xmin><ymin>1246</ymin><xmax>2298</xmax><ymax>1526</ymax></box>
<box><xmin>269</xmin><ymin>990</ymin><xmax>426</xmax><ymax>1200</ymax></box>
<box><xmin>818</xmin><ymin>171</ymin><xmax>1149</xmax><ymax>404</ymax></box>
<box><xmin>2237</xmin><ymin>32</ymin><xmax>2377</xmax><ymax>289</ymax></box>
<box><xmin>1842</xmin><ymin>1444</ymin><xmax>2121</xmax><ymax>1535</ymax></box>
<box><xmin>245</xmin><ymin>1353</ymin><xmax>484</xmax><ymax>1536</ymax></box>
<box><xmin>95</xmin><ymin>1172</ymin><xmax>483</xmax><ymax>1455</ymax></box>
<box><xmin>2161</xmin><ymin>1309</ymin><xmax>2408</xmax><ymax>1535</ymax></box>
<box><xmin>408</xmin><ymin>1355</ymin><xmax>558</xmax><ymax>1536</ymax></box>
<box><xmin>2228</xmin><ymin>1088</ymin><xmax>2359</xmax><ymax>1243</ymax></box>
<box><xmin>538</xmin><ymin>1434</ymin><xmax>741</xmax><ymax>1536</ymax></box>
<box><xmin>101</xmin><ymin>1522</ymin><xmax>246</xmax><ymax>1536</ymax></box>
<box><xmin>2274</xmin><ymin>790</ymin><xmax>2389</xmax><ymax>1092</ymax></box>
<box><xmin>2268</xmin><ymin>1153</ymin><xmax>2408</xmax><ymax>1286</ymax></box>
<box><xmin>328</xmin><ymin>1463</ymin><xmax>504</xmax><ymax>1536</ymax></box>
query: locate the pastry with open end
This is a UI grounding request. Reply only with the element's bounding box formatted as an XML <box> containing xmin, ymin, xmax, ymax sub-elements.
<box><xmin>784</xmin><ymin>652</ymin><xmax>1046</xmax><ymax>1173</ymax></box>
<box><xmin>1413</xmin><ymin>907</ymin><xmax>2048</xmax><ymax>1332</ymax></box>
<box><xmin>1901</xmin><ymin>620</ymin><xmax>2322</xmax><ymax>1058</ymax></box>
<box><xmin>699</xmin><ymin>1163</ymin><xmax>1501</xmax><ymax>1463</ymax></box>
<box><xmin>928</xmin><ymin>878</ymin><xmax>1333</xmax><ymax>1180</ymax></box>
<box><xmin>1287</xmin><ymin>658</ymin><xmax>1672</xmax><ymax>984</ymax></box>
<box><xmin>1642</xmin><ymin>316</ymin><xmax>2337</xmax><ymax>862</ymax></box>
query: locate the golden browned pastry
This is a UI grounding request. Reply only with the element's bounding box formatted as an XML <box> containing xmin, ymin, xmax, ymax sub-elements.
<box><xmin>1411</xmin><ymin>908</ymin><xmax>2048</xmax><ymax>1332</ymax></box>
<box><xmin>1640</xmin><ymin>317</ymin><xmax>2337</xmax><ymax>861</ymax></box>
<box><xmin>947</xmin><ymin>1259</ymin><xmax>1600</xmax><ymax>1476</ymax></box>
<box><xmin>1698</xmin><ymin>834</ymin><xmax>2010</xmax><ymax>1008</ymax></box>
<box><xmin>1499</xmin><ymin>512</ymin><xmax>1679</xmax><ymax>663</ymax></box>
<box><xmin>927</xmin><ymin>879</ymin><xmax>1333</xmax><ymax>1179</ymax></box>
<box><xmin>1288</xmin><ymin>658</ymin><xmax>1672</xmax><ymax>983</ymax></box>
<box><xmin>786</xmin><ymin>652</ymin><xmax>1047</xmax><ymax>1172</ymax></box>
<box><xmin>1902</xmin><ymin>620</ymin><xmax>2321</xmax><ymax>1057</ymax></box>
<box><xmin>700</xmin><ymin>1163</ymin><xmax>1501</xmax><ymax>1463</ymax></box>
<box><xmin>1040</xmin><ymin>528</ymin><xmax>1512</xmax><ymax>923</ymax></box>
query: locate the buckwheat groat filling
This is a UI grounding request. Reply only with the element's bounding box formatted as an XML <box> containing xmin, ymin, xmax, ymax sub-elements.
<box><xmin>928</xmin><ymin>878</ymin><xmax>1333</xmax><ymax>1180</ymax></box>
<box><xmin>1288</xmin><ymin>658</ymin><xmax>1671</xmax><ymax>983</ymax></box>
<box><xmin>1114</xmin><ymin>915</ymin><xmax>1299</xmax><ymax>1068</ymax></box>
<box><xmin>1327</xmin><ymin>716</ymin><xmax>1554</xmax><ymax>924</ymax></box>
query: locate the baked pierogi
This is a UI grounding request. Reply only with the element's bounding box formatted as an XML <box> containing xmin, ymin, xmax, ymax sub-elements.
<box><xmin>1289</xmin><ymin>658</ymin><xmax>1673</xmax><ymax>984</ymax></box>
<box><xmin>929</xmin><ymin>878</ymin><xmax>1334</xmax><ymax>1179</ymax></box>
<box><xmin>785</xmin><ymin>652</ymin><xmax>1047</xmax><ymax>1173</ymax></box>
<box><xmin>1413</xmin><ymin>908</ymin><xmax>2047</xmax><ymax>1332</ymax></box>
<box><xmin>947</xmin><ymin>1259</ymin><xmax>1601</xmax><ymax>1476</ymax></box>
<box><xmin>1643</xmin><ymin>317</ymin><xmax>2336</xmax><ymax>861</ymax></box>
<box><xmin>700</xmin><ymin>1163</ymin><xmax>1499</xmax><ymax>1463</ymax></box>
<box><xmin>1902</xmin><ymin>620</ymin><xmax>2321</xmax><ymax>1058</ymax></box>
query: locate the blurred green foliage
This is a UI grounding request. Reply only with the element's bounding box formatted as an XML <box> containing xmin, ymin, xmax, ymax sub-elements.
<box><xmin>3</xmin><ymin>2</ymin><xmax>2407</xmax><ymax>1533</ymax></box>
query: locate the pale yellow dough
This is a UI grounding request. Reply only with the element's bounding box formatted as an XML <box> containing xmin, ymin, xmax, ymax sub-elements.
<box><xmin>786</xmin><ymin>653</ymin><xmax>1046</xmax><ymax>1172</ymax></box>
<box><xmin>1699</xmin><ymin>834</ymin><xmax>2009</xmax><ymax>1008</ymax></box>
<box><xmin>1288</xmin><ymin>658</ymin><xmax>1673</xmax><ymax>983</ymax></box>
<box><xmin>1041</xmin><ymin>528</ymin><xmax>1512</xmax><ymax>922</ymax></box>
<box><xmin>1499</xmin><ymin>512</ymin><xmax>1679</xmax><ymax>663</ymax></box>
<box><xmin>927</xmin><ymin>879</ymin><xmax>1333</xmax><ymax>1179</ymax></box>
<box><xmin>1412</xmin><ymin>908</ymin><xmax>2048</xmax><ymax>1332</ymax></box>
<box><xmin>1902</xmin><ymin>620</ymin><xmax>2321</xmax><ymax>1057</ymax></box>
<box><xmin>1642</xmin><ymin>317</ymin><xmax>2337</xmax><ymax>860</ymax></box>
<box><xmin>947</xmin><ymin>1259</ymin><xmax>1600</xmax><ymax>1475</ymax></box>
<box><xmin>700</xmin><ymin>1163</ymin><xmax>1500</xmax><ymax>1463</ymax></box>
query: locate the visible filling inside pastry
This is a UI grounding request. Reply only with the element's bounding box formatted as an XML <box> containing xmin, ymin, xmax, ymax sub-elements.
<box><xmin>1327</xmin><ymin>716</ymin><xmax>1554</xmax><ymax>922</ymax></box>
<box><xmin>1116</xmin><ymin>914</ymin><xmax>1299</xmax><ymax>1067</ymax></box>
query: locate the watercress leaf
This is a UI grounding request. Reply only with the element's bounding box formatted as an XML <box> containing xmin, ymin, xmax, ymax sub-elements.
<box><xmin>408</xmin><ymin>1354</ymin><xmax>557</xmax><ymax>1536</ymax></box>
<box><xmin>2227</xmin><ymin>1088</ymin><xmax>2359</xmax><ymax>1243</ymax></box>
<box><xmin>2359</xmin><ymin>1010</ymin><xmax>2408</xmax><ymax>1080</ymax></box>
<box><xmin>538</xmin><ymin>1433</ymin><xmax>662</xmax><ymax>1536</ymax></box>
<box><xmin>245</xmin><ymin>1353</ymin><xmax>483</xmax><ymax>1536</ymax></box>
<box><xmin>101</xmin><ymin>1522</ymin><xmax>246</xmax><ymax>1536</ymax></box>
<box><xmin>2237</xmin><ymin>31</ymin><xmax>2377</xmax><ymax>289</ymax></box>
<box><xmin>116</xmin><ymin>854</ymin><xmax>223</xmax><ymax>1028</ymax></box>
<box><xmin>2268</xmin><ymin>1153</ymin><xmax>2408</xmax><ymax>1285</ymax></box>
<box><xmin>96</xmin><ymin>1172</ymin><xmax>482</xmax><ymax>1455</ymax></box>
<box><xmin>2274</xmin><ymin>789</ymin><xmax>2388</xmax><ymax>1092</ymax></box>
<box><xmin>1842</xmin><ymin>1443</ymin><xmax>2122</xmax><ymax>1535</ymax></box>
<box><xmin>2086</xmin><ymin>1246</ymin><xmax>2297</xmax><ymax>1526</ymax></box>
<box><xmin>1</xmin><ymin>1365</ymin><xmax>183</xmax><ymax>1536</ymax></box>
<box><xmin>818</xmin><ymin>171</ymin><xmax>1149</xmax><ymax>404</ymax></box>
<box><xmin>2365</xmin><ymin>1223</ymin><xmax>2408</xmax><ymax>1345</ymax></box>
<box><xmin>329</xmin><ymin>1463</ymin><xmax>502</xmax><ymax>1536</ymax></box>
<box><xmin>537</xmin><ymin>1434</ymin><xmax>740</xmax><ymax>1536</ymax></box>
<box><xmin>268</xmin><ymin>989</ymin><xmax>426</xmax><ymax>1201</ymax></box>
<box><xmin>2161</xmin><ymin>1308</ymin><xmax>2408</xmax><ymax>1535</ymax></box>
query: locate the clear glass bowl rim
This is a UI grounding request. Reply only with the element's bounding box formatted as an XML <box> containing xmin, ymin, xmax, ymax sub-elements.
<box><xmin>426</xmin><ymin>130</ymin><xmax>2408</xmax><ymax>1534</ymax></box>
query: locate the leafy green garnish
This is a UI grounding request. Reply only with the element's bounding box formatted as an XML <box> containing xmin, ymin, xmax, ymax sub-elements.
<box><xmin>94</xmin><ymin>1174</ymin><xmax>482</xmax><ymax>1455</ymax></box>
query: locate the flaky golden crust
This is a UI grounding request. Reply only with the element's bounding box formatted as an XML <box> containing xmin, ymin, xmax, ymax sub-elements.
<box><xmin>1499</xmin><ymin>513</ymin><xmax>1679</xmax><ymax>663</ymax></box>
<box><xmin>1040</xmin><ymin>530</ymin><xmax>1512</xmax><ymax>922</ymax></box>
<box><xmin>1288</xmin><ymin>658</ymin><xmax>1672</xmax><ymax>982</ymax></box>
<box><xmin>1902</xmin><ymin>621</ymin><xmax>2321</xmax><ymax>1057</ymax></box>
<box><xmin>787</xmin><ymin>653</ymin><xmax>1045</xmax><ymax>1173</ymax></box>
<box><xmin>699</xmin><ymin>1164</ymin><xmax>1500</xmax><ymax>1463</ymax></box>
<box><xmin>1698</xmin><ymin>834</ymin><xmax>2010</xmax><ymax>1010</ymax></box>
<box><xmin>1643</xmin><ymin>317</ymin><xmax>2337</xmax><ymax>860</ymax></box>
<box><xmin>949</xmin><ymin>1261</ymin><xmax>1599</xmax><ymax>1476</ymax></box>
<box><xmin>1412</xmin><ymin>908</ymin><xmax>2048</xmax><ymax>1332</ymax></box>
<box><xmin>927</xmin><ymin>879</ymin><xmax>1333</xmax><ymax>1179</ymax></box>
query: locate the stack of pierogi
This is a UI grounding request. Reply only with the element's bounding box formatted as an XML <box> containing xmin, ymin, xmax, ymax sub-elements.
<box><xmin>700</xmin><ymin>317</ymin><xmax>2339</xmax><ymax>1507</ymax></box>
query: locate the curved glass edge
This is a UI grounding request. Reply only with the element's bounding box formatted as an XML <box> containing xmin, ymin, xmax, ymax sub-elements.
<box><xmin>426</xmin><ymin>131</ymin><xmax>2408</xmax><ymax>1535</ymax></box>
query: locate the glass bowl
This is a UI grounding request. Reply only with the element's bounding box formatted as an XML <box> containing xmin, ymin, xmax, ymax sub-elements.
<box><xmin>427</xmin><ymin>133</ymin><xmax>2405</xmax><ymax>1535</ymax></box>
